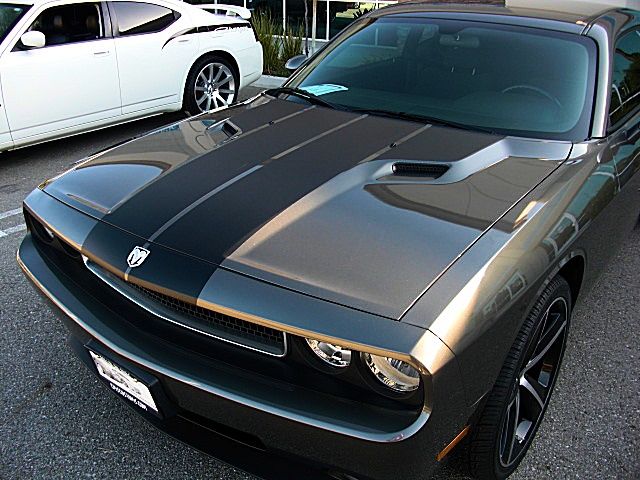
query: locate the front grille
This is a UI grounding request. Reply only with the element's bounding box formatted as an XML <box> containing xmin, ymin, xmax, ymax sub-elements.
<box><xmin>84</xmin><ymin>260</ymin><xmax>286</xmax><ymax>357</ymax></box>
<box><xmin>129</xmin><ymin>283</ymin><xmax>286</xmax><ymax>356</ymax></box>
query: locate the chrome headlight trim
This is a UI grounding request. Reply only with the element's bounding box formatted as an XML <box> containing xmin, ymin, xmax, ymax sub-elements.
<box><xmin>363</xmin><ymin>352</ymin><xmax>421</xmax><ymax>392</ymax></box>
<box><xmin>305</xmin><ymin>338</ymin><xmax>352</xmax><ymax>367</ymax></box>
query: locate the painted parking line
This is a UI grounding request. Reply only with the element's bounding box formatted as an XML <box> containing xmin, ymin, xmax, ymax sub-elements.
<box><xmin>0</xmin><ymin>223</ymin><xmax>27</xmax><ymax>238</ymax></box>
<box><xmin>0</xmin><ymin>208</ymin><xmax>21</xmax><ymax>220</ymax></box>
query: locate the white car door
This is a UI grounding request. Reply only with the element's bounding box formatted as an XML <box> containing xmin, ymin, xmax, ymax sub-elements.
<box><xmin>108</xmin><ymin>1</ymin><xmax>197</xmax><ymax>115</ymax></box>
<box><xmin>1</xmin><ymin>1</ymin><xmax>121</xmax><ymax>144</ymax></box>
<box><xmin>0</xmin><ymin>3</ymin><xmax>31</xmax><ymax>150</ymax></box>
<box><xmin>0</xmin><ymin>80</ymin><xmax>12</xmax><ymax>151</ymax></box>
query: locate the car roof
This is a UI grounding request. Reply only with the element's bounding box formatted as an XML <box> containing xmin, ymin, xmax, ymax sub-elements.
<box><xmin>11</xmin><ymin>0</ymin><xmax>187</xmax><ymax>6</ymax></box>
<box><xmin>7</xmin><ymin>0</ymin><xmax>36</xmax><ymax>5</ymax></box>
<box><xmin>370</xmin><ymin>1</ymin><xmax>625</xmax><ymax>32</ymax></box>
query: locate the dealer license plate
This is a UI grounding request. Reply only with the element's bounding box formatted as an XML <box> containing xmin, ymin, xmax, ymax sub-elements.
<box><xmin>89</xmin><ymin>351</ymin><xmax>158</xmax><ymax>413</ymax></box>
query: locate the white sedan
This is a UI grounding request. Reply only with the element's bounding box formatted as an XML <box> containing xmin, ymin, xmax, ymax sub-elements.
<box><xmin>0</xmin><ymin>0</ymin><xmax>262</xmax><ymax>152</ymax></box>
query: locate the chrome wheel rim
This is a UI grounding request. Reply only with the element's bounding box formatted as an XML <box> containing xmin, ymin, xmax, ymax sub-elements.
<box><xmin>498</xmin><ymin>297</ymin><xmax>569</xmax><ymax>468</ymax></box>
<box><xmin>194</xmin><ymin>62</ymin><xmax>235</xmax><ymax>112</ymax></box>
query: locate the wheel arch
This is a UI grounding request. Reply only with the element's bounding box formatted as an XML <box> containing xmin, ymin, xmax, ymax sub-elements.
<box><xmin>462</xmin><ymin>251</ymin><xmax>585</xmax><ymax>412</ymax></box>
<box><xmin>529</xmin><ymin>251</ymin><xmax>586</xmax><ymax>317</ymax></box>
<box><xmin>181</xmin><ymin>50</ymin><xmax>242</xmax><ymax>109</ymax></box>
<box><xmin>557</xmin><ymin>253</ymin><xmax>586</xmax><ymax>307</ymax></box>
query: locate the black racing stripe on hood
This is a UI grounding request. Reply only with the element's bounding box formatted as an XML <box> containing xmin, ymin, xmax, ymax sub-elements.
<box><xmin>151</xmin><ymin>114</ymin><xmax>425</xmax><ymax>266</ymax></box>
<box><xmin>102</xmin><ymin>103</ymin><xmax>344</xmax><ymax>238</ymax></box>
<box><xmin>203</xmin><ymin>96</ymin><xmax>311</xmax><ymax>141</ymax></box>
<box><xmin>81</xmin><ymin>221</ymin><xmax>218</xmax><ymax>303</ymax></box>
<box><xmin>41</xmin><ymin>99</ymin><xmax>306</xmax><ymax>221</ymax></box>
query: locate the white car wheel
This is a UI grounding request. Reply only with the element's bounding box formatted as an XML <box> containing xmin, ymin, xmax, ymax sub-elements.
<box><xmin>185</xmin><ymin>58</ymin><xmax>238</xmax><ymax>114</ymax></box>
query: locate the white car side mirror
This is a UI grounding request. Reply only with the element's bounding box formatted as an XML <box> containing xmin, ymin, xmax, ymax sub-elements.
<box><xmin>21</xmin><ymin>31</ymin><xmax>46</xmax><ymax>49</ymax></box>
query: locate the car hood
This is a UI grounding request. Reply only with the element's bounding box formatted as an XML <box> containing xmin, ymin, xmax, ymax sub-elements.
<box><xmin>44</xmin><ymin>96</ymin><xmax>572</xmax><ymax>319</ymax></box>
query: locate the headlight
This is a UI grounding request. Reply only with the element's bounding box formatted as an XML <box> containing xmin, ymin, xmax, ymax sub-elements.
<box><xmin>363</xmin><ymin>353</ymin><xmax>420</xmax><ymax>392</ymax></box>
<box><xmin>305</xmin><ymin>338</ymin><xmax>351</xmax><ymax>367</ymax></box>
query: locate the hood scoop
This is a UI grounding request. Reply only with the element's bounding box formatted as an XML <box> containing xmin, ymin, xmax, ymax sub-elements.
<box><xmin>205</xmin><ymin>119</ymin><xmax>241</xmax><ymax>144</ymax></box>
<box><xmin>391</xmin><ymin>162</ymin><xmax>449</xmax><ymax>179</ymax></box>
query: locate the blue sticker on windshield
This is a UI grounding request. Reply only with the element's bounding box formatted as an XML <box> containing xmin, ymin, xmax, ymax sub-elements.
<box><xmin>299</xmin><ymin>84</ymin><xmax>348</xmax><ymax>96</ymax></box>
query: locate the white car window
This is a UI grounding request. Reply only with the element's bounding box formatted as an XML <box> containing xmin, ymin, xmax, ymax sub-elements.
<box><xmin>111</xmin><ymin>2</ymin><xmax>178</xmax><ymax>36</ymax></box>
<box><xmin>0</xmin><ymin>3</ymin><xmax>30</xmax><ymax>42</ymax></box>
<box><xmin>23</xmin><ymin>2</ymin><xmax>104</xmax><ymax>47</ymax></box>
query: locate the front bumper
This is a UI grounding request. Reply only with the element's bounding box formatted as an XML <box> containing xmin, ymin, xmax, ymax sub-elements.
<box><xmin>17</xmin><ymin>205</ymin><xmax>470</xmax><ymax>480</ymax></box>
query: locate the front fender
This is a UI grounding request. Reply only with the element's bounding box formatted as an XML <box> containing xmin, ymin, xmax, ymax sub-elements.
<box><xmin>402</xmin><ymin>140</ymin><xmax>622</xmax><ymax>405</ymax></box>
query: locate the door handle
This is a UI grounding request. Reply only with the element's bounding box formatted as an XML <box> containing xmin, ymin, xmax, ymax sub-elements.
<box><xmin>93</xmin><ymin>50</ymin><xmax>110</xmax><ymax>56</ymax></box>
<box><xmin>177</xmin><ymin>38</ymin><xmax>190</xmax><ymax>43</ymax></box>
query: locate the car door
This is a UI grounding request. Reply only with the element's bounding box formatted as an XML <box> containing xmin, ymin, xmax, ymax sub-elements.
<box><xmin>0</xmin><ymin>3</ymin><xmax>32</xmax><ymax>150</ymax></box>
<box><xmin>606</xmin><ymin>28</ymin><xmax>640</xmax><ymax>230</ymax></box>
<box><xmin>1</xmin><ymin>1</ymin><xmax>121</xmax><ymax>144</ymax></box>
<box><xmin>108</xmin><ymin>1</ymin><xmax>197</xmax><ymax>115</ymax></box>
<box><xmin>0</xmin><ymin>79</ymin><xmax>13</xmax><ymax>150</ymax></box>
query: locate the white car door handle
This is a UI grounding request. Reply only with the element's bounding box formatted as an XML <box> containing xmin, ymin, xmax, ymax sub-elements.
<box><xmin>93</xmin><ymin>50</ymin><xmax>110</xmax><ymax>56</ymax></box>
<box><xmin>177</xmin><ymin>38</ymin><xmax>190</xmax><ymax>43</ymax></box>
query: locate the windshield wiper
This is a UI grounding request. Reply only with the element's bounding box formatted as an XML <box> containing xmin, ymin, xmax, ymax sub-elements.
<box><xmin>265</xmin><ymin>87</ymin><xmax>341</xmax><ymax>110</ymax></box>
<box><xmin>346</xmin><ymin>107</ymin><xmax>498</xmax><ymax>135</ymax></box>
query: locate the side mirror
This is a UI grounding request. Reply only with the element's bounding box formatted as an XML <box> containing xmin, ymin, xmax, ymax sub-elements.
<box><xmin>285</xmin><ymin>54</ymin><xmax>308</xmax><ymax>72</ymax></box>
<box><xmin>20</xmin><ymin>30</ymin><xmax>46</xmax><ymax>49</ymax></box>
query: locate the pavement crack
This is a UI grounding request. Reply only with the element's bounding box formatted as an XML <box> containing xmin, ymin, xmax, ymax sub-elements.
<box><xmin>3</xmin><ymin>380</ymin><xmax>54</xmax><ymax>423</ymax></box>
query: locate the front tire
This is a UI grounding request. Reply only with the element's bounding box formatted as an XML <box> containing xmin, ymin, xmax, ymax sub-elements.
<box><xmin>468</xmin><ymin>276</ymin><xmax>572</xmax><ymax>479</ymax></box>
<box><xmin>183</xmin><ymin>56</ymin><xmax>238</xmax><ymax>115</ymax></box>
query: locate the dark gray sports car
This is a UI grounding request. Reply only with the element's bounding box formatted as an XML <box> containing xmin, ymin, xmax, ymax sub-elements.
<box><xmin>17</xmin><ymin>2</ymin><xmax>640</xmax><ymax>479</ymax></box>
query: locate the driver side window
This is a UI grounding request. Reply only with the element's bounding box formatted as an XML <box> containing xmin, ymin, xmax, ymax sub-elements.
<box><xmin>23</xmin><ymin>2</ymin><xmax>104</xmax><ymax>48</ymax></box>
<box><xmin>609</xmin><ymin>30</ymin><xmax>640</xmax><ymax>127</ymax></box>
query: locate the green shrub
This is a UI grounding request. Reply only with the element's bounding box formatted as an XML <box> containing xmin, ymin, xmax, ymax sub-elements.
<box><xmin>252</xmin><ymin>12</ymin><xmax>283</xmax><ymax>76</ymax></box>
<box><xmin>352</xmin><ymin>8</ymin><xmax>372</xmax><ymax>19</ymax></box>
<box><xmin>281</xmin><ymin>24</ymin><xmax>304</xmax><ymax>65</ymax></box>
<box><xmin>253</xmin><ymin>13</ymin><xmax>304</xmax><ymax>77</ymax></box>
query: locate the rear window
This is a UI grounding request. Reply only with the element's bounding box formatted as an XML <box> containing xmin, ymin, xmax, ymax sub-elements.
<box><xmin>112</xmin><ymin>1</ymin><xmax>177</xmax><ymax>36</ymax></box>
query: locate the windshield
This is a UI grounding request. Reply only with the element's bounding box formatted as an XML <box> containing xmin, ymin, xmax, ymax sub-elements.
<box><xmin>287</xmin><ymin>17</ymin><xmax>597</xmax><ymax>140</ymax></box>
<box><xmin>0</xmin><ymin>3</ymin><xmax>28</xmax><ymax>43</ymax></box>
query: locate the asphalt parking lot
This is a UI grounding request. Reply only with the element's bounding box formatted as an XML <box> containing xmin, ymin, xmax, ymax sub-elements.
<box><xmin>1</xmin><ymin>87</ymin><xmax>638</xmax><ymax>480</ymax></box>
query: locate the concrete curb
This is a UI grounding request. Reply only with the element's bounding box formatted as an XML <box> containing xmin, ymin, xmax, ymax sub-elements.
<box><xmin>251</xmin><ymin>75</ymin><xmax>286</xmax><ymax>89</ymax></box>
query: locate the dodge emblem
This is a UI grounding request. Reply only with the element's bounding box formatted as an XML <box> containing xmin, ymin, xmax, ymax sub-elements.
<box><xmin>127</xmin><ymin>246</ymin><xmax>150</xmax><ymax>268</ymax></box>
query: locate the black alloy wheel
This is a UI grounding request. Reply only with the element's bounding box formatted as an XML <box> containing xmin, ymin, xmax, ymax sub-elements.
<box><xmin>468</xmin><ymin>275</ymin><xmax>572</xmax><ymax>479</ymax></box>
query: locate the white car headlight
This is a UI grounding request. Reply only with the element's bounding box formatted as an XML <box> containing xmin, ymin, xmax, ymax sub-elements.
<box><xmin>363</xmin><ymin>353</ymin><xmax>420</xmax><ymax>392</ymax></box>
<box><xmin>305</xmin><ymin>338</ymin><xmax>351</xmax><ymax>367</ymax></box>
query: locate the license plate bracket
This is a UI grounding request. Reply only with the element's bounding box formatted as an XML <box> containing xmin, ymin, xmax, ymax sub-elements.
<box><xmin>79</xmin><ymin>339</ymin><xmax>173</xmax><ymax>420</ymax></box>
<box><xmin>90</xmin><ymin>350</ymin><xmax>159</xmax><ymax>413</ymax></box>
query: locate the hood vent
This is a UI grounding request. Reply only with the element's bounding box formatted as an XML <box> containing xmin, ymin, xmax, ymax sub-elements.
<box><xmin>391</xmin><ymin>162</ymin><xmax>449</xmax><ymax>179</ymax></box>
<box><xmin>221</xmin><ymin>121</ymin><xmax>241</xmax><ymax>137</ymax></box>
<box><xmin>205</xmin><ymin>120</ymin><xmax>241</xmax><ymax>145</ymax></box>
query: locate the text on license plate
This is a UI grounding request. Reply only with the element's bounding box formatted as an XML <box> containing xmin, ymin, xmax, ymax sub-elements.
<box><xmin>89</xmin><ymin>351</ymin><xmax>158</xmax><ymax>413</ymax></box>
